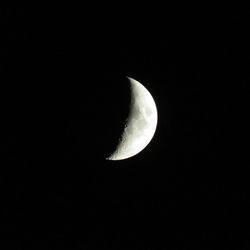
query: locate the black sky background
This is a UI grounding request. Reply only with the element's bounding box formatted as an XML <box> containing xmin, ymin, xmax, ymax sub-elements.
<box><xmin>1</xmin><ymin>7</ymin><xmax>250</xmax><ymax>249</ymax></box>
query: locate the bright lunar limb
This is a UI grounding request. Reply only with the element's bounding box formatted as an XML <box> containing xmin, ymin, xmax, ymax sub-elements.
<box><xmin>106</xmin><ymin>77</ymin><xmax>158</xmax><ymax>161</ymax></box>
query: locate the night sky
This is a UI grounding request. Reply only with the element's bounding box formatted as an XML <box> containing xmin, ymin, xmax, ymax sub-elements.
<box><xmin>1</xmin><ymin>7</ymin><xmax>250</xmax><ymax>249</ymax></box>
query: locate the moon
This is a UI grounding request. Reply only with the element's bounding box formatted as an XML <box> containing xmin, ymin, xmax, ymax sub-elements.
<box><xmin>106</xmin><ymin>77</ymin><xmax>158</xmax><ymax>161</ymax></box>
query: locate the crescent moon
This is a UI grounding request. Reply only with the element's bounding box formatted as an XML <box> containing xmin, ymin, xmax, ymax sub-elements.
<box><xmin>106</xmin><ymin>77</ymin><xmax>158</xmax><ymax>160</ymax></box>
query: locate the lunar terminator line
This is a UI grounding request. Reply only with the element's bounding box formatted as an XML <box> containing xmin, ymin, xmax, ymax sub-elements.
<box><xmin>106</xmin><ymin>77</ymin><xmax>158</xmax><ymax>161</ymax></box>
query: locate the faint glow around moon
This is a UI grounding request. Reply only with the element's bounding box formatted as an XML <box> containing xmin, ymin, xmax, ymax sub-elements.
<box><xmin>106</xmin><ymin>77</ymin><xmax>158</xmax><ymax>161</ymax></box>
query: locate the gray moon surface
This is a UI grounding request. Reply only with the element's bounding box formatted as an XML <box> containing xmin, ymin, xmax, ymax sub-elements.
<box><xmin>106</xmin><ymin>77</ymin><xmax>158</xmax><ymax>161</ymax></box>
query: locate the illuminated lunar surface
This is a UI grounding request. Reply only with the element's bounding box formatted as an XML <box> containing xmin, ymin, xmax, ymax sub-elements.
<box><xmin>106</xmin><ymin>77</ymin><xmax>158</xmax><ymax>161</ymax></box>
